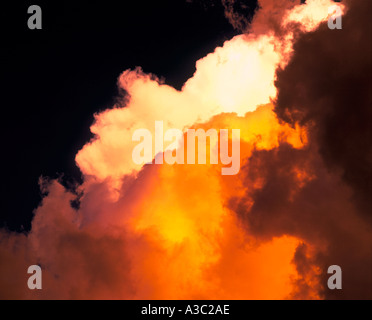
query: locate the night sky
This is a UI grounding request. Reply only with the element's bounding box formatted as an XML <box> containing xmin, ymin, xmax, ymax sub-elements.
<box><xmin>0</xmin><ymin>0</ymin><xmax>256</xmax><ymax>231</ymax></box>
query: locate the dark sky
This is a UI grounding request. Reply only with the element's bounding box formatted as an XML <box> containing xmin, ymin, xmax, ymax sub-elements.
<box><xmin>0</xmin><ymin>1</ymin><xmax>258</xmax><ymax>231</ymax></box>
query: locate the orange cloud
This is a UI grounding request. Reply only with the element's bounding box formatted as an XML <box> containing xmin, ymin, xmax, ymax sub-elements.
<box><xmin>1</xmin><ymin>0</ymin><xmax>370</xmax><ymax>300</ymax></box>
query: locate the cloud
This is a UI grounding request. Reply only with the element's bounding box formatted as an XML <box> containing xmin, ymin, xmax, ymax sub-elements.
<box><xmin>275</xmin><ymin>0</ymin><xmax>372</xmax><ymax>214</ymax></box>
<box><xmin>1</xmin><ymin>0</ymin><xmax>370</xmax><ymax>299</ymax></box>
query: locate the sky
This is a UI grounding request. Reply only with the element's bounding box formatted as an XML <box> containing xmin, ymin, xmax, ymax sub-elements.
<box><xmin>0</xmin><ymin>0</ymin><xmax>241</xmax><ymax>231</ymax></box>
<box><xmin>0</xmin><ymin>0</ymin><xmax>371</xmax><ymax>300</ymax></box>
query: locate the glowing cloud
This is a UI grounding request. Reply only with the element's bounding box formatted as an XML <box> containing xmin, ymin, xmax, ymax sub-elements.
<box><xmin>1</xmin><ymin>0</ymin><xmax>371</xmax><ymax>300</ymax></box>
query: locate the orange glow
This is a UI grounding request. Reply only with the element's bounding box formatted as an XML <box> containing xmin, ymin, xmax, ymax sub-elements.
<box><xmin>0</xmin><ymin>0</ymin><xmax>344</xmax><ymax>300</ymax></box>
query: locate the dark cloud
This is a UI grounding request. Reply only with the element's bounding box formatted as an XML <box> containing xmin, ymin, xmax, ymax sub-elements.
<box><xmin>222</xmin><ymin>0</ymin><xmax>258</xmax><ymax>32</ymax></box>
<box><xmin>229</xmin><ymin>142</ymin><xmax>372</xmax><ymax>298</ymax></box>
<box><xmin>229</xmin><ymin>0</ymin><xmax>372</xmax><ymax>299</ymax></box>
<box><xmin>275</xmin><ymin>0</ymin><xmax>372</xmax><ymax>216</ymax></box>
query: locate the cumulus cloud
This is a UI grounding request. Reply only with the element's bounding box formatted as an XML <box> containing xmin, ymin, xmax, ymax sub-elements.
<box><xmin>1</xmin><ymin>0</ymin><xmax>370</xmax><ymax>299</ymax></box>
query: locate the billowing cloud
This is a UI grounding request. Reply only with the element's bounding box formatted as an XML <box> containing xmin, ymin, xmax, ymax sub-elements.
<box><xmin>1</xmin><ymin>0</ymin><xmax>370</xmax><ymax>299</ymax></box>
